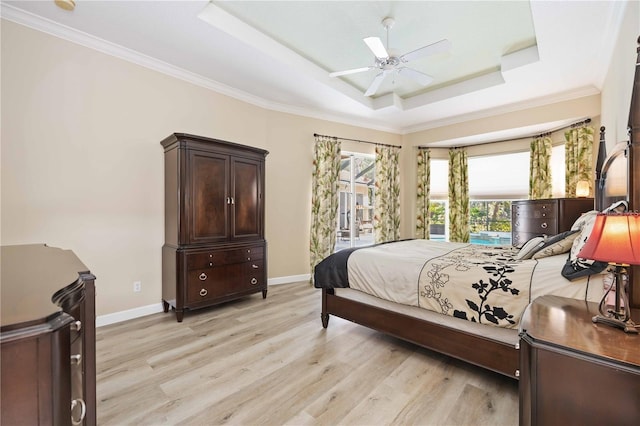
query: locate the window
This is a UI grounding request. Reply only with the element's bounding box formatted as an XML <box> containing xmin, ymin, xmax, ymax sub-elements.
<box><xmin>467</xmin><ymin>152</ymin><xmax>531</xmax><ymax>245</ymax></box>
<box><xmin>429</xmin><ymin>159</ymin><xmax>448</xmax><ymax>240</ymax></box>
<box><xmin>335</xmin><ymin>153</ymin><xmax>375</xmax><ymax>251</ymax></box>
<box><xmin>427</xmin><ymin>146</ymin><xmax>566</xmax><ymax>245</ymax></box>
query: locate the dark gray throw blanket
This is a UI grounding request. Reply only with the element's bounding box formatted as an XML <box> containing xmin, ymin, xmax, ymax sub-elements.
<box><xmin>313</xmin><ymin>240</ymin><xmax>408</xmax><ymax>289</ymax></box>
<box><xmin>313</xmin><ymin>246</ymin><xmax>362</xmax><ymax>289</ymax></box>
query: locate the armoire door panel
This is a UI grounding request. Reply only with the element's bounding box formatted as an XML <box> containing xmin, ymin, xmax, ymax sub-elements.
<box><xmin>189</xmin><ymin>152</ymin><xmax>229</xmax><ymax>243</ymax></box>
<box><xmin>231</xmin><ymin>158</ymin><xmax>261</xmax><ymax>239</ymax></box>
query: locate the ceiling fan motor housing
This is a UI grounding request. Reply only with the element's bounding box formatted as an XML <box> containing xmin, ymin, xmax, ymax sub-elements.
<box><xmin>377</xmin><ymin>56</ymin><xmax>400</xmax><ymax>70</ymax></box>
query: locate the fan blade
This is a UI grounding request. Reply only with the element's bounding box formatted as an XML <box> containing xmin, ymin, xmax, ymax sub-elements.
<box><xmin>400</xmin><ymin>39</ymin><xmax>452</xmax><ymax>63</ymax></box>
<box><xmin>398</xmin><ymin>67</ymin><xmax>433</xmax><ymax>86</ymax></box>
<box><xmin>329</xmin><ymin>66</ymin><xmax>373</xmax><ymax>78</ymax></box>
<box><xmin>364</xmin><ymin>72</ymin><xmax>386</xmax><ymax>97</ymax></box>
<box><xmin>363</xmin><ymin>37</ymin><xmax>389</xmax><ymax>59</ymax></box>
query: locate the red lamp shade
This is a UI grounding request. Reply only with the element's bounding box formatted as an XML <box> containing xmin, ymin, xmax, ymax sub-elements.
<box><xmin>577</xmin><ymin>213</ymin><xmax>640</xmax><ymax>265</ymax></box>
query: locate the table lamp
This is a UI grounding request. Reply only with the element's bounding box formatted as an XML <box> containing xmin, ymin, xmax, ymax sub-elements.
<box><xmin>577</xmin><ymin>212</ymin><xmax>640</xmax><ymax>334</ymax></box>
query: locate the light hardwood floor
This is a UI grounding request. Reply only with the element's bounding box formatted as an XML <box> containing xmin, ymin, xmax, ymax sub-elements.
<box><xmin>96</xmin><ymin>282</ymin><xmax>518</xmax><ymax>425</ymax></box>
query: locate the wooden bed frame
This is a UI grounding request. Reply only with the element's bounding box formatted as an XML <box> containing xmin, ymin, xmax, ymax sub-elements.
<box><xmin>320</xmin><ymin>37</ymin><xmax>640</xmax><ymax>379</ymax></box>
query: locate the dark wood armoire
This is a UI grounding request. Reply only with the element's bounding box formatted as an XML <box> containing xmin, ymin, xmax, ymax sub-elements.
<box><xmin>161</xmin><ymin>133</ymin><xmax>268</xmax><ymax>322</ymax></box>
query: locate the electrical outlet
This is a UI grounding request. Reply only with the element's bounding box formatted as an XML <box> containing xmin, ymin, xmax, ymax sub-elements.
<box><xmin>133</xmin><ymin>281</ymin><xmax>142</xmax><ymax>292</ymax></box>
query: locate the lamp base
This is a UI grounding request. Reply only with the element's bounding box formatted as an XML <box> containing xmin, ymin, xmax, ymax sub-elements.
<box><xmin>592</xmin><ymin>314</ymin><xmax>639</xmax><ymax>334</ymax></box>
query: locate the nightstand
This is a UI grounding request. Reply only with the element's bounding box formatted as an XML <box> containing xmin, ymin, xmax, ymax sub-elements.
<box><xmin>519</xmin><ymin>295</ymin><xmax>640</xmax><ymax>426</ymax></box>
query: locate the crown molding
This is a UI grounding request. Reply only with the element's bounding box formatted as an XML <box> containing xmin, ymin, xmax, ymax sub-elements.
<box><xmin>0</xmin><ymin>2</ymin><xmax>608</xmax><ymax>138</ymax></box>
<box><xmin>1</xmin><ymin>3</ymin><xmax>402</xmax><ymax>134</ymax></box>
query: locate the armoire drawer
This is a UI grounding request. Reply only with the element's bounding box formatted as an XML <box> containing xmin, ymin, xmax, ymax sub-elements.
<box><xmin>186</xmin><ymin>245</ymin><xmax>264</xmax><ymax>270</ymax></box>
<box><xmin>186</xmin><ymin>260</ymin><xmax>265</xmax><ymax>304</ymax></box>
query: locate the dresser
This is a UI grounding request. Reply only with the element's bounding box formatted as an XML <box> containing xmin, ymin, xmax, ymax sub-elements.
<box><xmin>161</xmin><ymin>133</ymin><xmax>268</xmax><ymax>322</ymax></box>
<box><xmin>511</xmin><ymin>198</ymin><xmax>594</xmax><ymax>246</ymax></box>
<box><xmin>519</xmin><ymin>296</ymin><xmax>640</xmax><ymax>426</ymax></box>
<box><xmin>1</xmin><ymin>244</ymin><xmax>96</xmax><ymax>426</ymax></box>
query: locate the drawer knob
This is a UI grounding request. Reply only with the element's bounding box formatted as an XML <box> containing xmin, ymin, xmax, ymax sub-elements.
<box><xmin>199</xmin><ymin>288</ymin><xmax>208</xmax><ymax>297</ymax></box>
<box><xmin>209</xmin><ymin>262</ymin><xmax>213</xmax><ymax>267</ymax></box>
<box><xmin>250</xmin><ymin>278</ymin><xmax>258</xmax><ymax>285</ymax></box>
<box><xmin>199</xmin><ymin>273</ymin><xmax>207</xmax><ymax>281</ymax></box>
<box><xmin>541</xmin><ymin>222</ymin><xmax>548</xmax><ymax>229</ymax></box>
<box><xmin>71</xmin><ymin>399</ymin><xmax>86</xmax><ymax>425</ymax></box>
<box><xmin>252</xmin><ymin>264</ymin><xmax>259</xmax><ymax>269</ymax></box>
<box><xmin>70</xmin><ymin>320</ymin><xmax>82</xmax><ymax>332</ymax></box>
<box><xmin>70</xmin><ymin>354</ymin><xmax>82</xmax><ymax>365</ymax></box>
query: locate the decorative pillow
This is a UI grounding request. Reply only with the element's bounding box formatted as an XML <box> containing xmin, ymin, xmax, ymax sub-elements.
<box><xmin>515</xmin><ymin>236</ymin><xmax>545</xmax><ymax>260</ymax></box>
<box><xmin>603</xmin><ymin>200</ymin><xmax>628</xmax><ymax>213</ymax></box>
<box><xmin>562</xmin><ymin>210</ymin><xmax>608</xmax><ymax>280</ymax></box>
<box><xmin>531</xmin><ymin>230</ymin><xmax>580</xmax><ymax>259</ymax></box>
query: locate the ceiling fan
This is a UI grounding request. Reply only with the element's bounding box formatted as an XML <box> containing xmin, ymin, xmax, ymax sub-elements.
<box><xmin>329</xmin><ymin>17</ymin><xmax>451</xmax><ymax>97</ymax></box>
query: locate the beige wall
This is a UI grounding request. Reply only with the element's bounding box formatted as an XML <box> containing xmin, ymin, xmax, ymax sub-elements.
<box><xmin>0</xmin><ymin>20</ymin><xmax>397</xmax><ymax>316</ymax></box>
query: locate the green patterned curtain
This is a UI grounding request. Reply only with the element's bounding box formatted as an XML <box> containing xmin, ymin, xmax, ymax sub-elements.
<box><xmin>565</xmin><ymin>126</ymin><xmax>594</xmax><ymax>197</ymax></box>
<box><xmin>374</xmin><ymin>145</ymin><xmax>401</xmax><ymax>243</ymax></box>
<box><xmin>309</xmin><ymin>135</ymin><xmax>341</xmax><ymax>277</ymax></box>
<box><xmin>529</xmin><ymin>136</ymin><xmax>553</xmax><ymax>200</ymax></box>
<box><xmin>448</xmin><ymin>148</ymin><xmax>469</xmax><ymax>243</ymax></box>
<box><xmin>415</xmin><ymin>148</ymin><xmax>431</xmax><ymax>239</ymax></box>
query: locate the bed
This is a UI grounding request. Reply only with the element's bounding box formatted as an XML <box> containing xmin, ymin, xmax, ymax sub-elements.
<box><xmin>315</xmin><ymin>38</ymin><xmax>640</xmax><ymax>379</ymax></box>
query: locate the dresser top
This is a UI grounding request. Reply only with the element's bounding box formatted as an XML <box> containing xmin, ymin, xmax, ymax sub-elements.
<box><xmin>520</xmin><ymin>295</ymin><xmax>640</xmax><ymax>368</ymax></box>
<box><xmin>1</xmin><ymin>244</ymin><xmax>90</xmax><ymax>327</ymax></box>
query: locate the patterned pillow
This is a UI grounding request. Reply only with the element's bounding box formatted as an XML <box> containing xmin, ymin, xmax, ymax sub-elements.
<box><xmin>569</xmin><ymin>211</ymin><xmax>599</xmax><ymax>261</ymax></box>
<box><xmin>562</xmin><ymin>210</ymin><xmax>607</xmax><ymax>280</ymax></box>
<box><xmin>531</xmin><ymin>230</ymin><xmax>579</xmax><ymax>259</ymax></box>
<box><xmin>516</xmin><ymin>236</ymin><xmax>545</xmax><ymax>260</ymax></box>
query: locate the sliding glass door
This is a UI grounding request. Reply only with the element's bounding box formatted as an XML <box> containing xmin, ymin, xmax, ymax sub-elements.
<box><xmin>335</xmin><ymin>153</ymin><xmax>375</xmax><ymax>251</ymax></box>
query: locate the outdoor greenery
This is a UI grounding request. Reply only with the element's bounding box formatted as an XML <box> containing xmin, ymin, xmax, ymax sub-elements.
<box><xmin>429</xmin><ymin>201</ymin><xmax>512</xmax><ymax>233</ymax></box>
<box><xmin>469</xmin><ymin>201</ymin><xmax>512</xmax><ymax>233</ymax></box>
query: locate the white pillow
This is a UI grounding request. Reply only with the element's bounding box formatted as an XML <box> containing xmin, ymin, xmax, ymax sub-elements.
<box><xmin>516</xmin><ymin>236</ymin><xmax>546</xmax><ymax>260</ymax></box>
<box><xmin>531</xmin><ymin>230</ymin><xmax>580</xmax><ymax>259</ymax></box>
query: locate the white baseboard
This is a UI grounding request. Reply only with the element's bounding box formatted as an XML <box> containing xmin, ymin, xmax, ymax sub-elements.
<box><xmin>268</xmin><ymin>273</ymin><xmax>311</xmax><ymax>285</ymax></box>
<box><xmin>96</xmin><ymin>274</ymin><xmax>312</xmax><ymax>327</ymax></box>
<box><xmin>96</xmin><ymin>303</ymin><xmax>164</xmax><ymax>327</ymax></box>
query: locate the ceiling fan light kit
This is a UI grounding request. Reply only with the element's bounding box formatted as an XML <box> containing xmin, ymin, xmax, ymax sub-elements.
<box><xmin>330</xmin><ymin>16</ymin><xmax>450</xmax><ymax>97</ymax></box>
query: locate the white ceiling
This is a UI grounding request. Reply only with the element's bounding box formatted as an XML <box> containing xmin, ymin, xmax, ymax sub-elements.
<box><xmin>2</xmin><ymin>1</ymin><xmax>628</xmax><ymax>141</ymax></box>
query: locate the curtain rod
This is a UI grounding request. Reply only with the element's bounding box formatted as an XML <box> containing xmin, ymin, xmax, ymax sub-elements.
<box><xmin>532</xmin><ymin>117</ymin><xmax>592</xmax><ymax>139</ymax></box>
<box><xmin>418</xmin><ymin>117</ymin><xmax>592</xmax><ymax>149</ymax></box>
<box><xmin>313</xmin><ymin>133</ymin><xmax>402</xmax><ymax>149</ymax></box>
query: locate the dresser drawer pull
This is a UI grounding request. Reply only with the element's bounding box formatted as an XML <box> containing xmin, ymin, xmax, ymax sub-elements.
<box><xmin>199</xmin><ymin>288</ymin><xmax>208</xmax><ymax>297</ymax></box>
<box><xmin>199</xmin><ymin>273</ymin><xmax>207</xmax><ymax>281</ymax></box>
<box><xmin>252</xmin><ymin>264</ymin><xmax>259</xmax><ymax>269</ymax></box>
<box><xmin>70</xmin><ymin>354</ymin><xmax>82</xmax><ymax>365</ymax></box>
<box><xmin>541</xmin><ymin>222</ymin><xmax>548</xmax><ymax>229</ymax></box>
<box><xmin>70</xmin><ymin>320</ymin><xmax>82</xmax><ymax>332</ymax></box>
<box><xmin>71</xmin><ymin>399</ymin><xmax>86</xmax><ymax>425</ymax></box>
<box><xmin>514</xmin><ymin>369</ymin><xmax>520</xmax><ymax>378</ymax></box>
<box><xmin>250</xmin><ymin>278</ymin><xmax>258</xmax><ymax>285</ymax></box>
